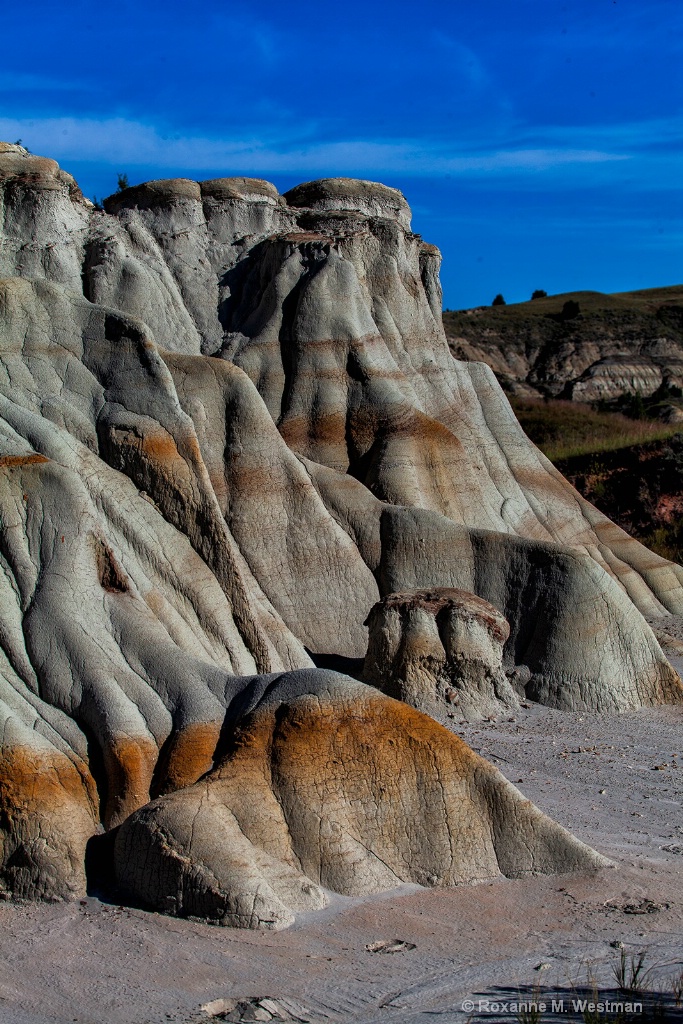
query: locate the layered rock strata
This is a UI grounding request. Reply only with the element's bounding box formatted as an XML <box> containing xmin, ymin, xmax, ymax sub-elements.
<box><xmin>444</xmin><ymin>291</ymin><xmax>683</xmax><ymax>402</ymax></box>
<box><xmin>0</xmin><ymin>143</ymin><xmax>680</xmax><ymax>917</ymax></box>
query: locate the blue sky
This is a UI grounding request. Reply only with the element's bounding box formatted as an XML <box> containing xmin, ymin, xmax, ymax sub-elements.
<box><xmin>1</xmin><ymin>0</ymin><xmax>681</xmax><ymax>308</ymax></box>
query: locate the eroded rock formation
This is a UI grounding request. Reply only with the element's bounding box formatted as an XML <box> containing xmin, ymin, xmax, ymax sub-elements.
<box><xmin>444</xmin><ymin>290</ymin><xmax>683</xmax><ymax>402</ymax></box>
<box><xmin>0</xmin><ymin>142</ymin><xmax>680</xmax><ymax>918</ymax></box>
<box><xmin>114</xmin><ymin>671</ymin><xmax>608</xmax><ymax>929</ymax></box>
<box><xmin>363</xmin><ymin>588</ymin><xmax>518</xmax><ymax>720</ymax></box>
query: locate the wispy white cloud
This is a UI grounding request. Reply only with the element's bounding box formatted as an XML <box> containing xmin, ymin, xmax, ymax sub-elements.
<box><xmin>0</xmin><ymin>114</ymin><xmax>633</xmax><ymax>179</ymax></box>
<box><xmin>445</xmin><ymin>148</ymin><xmax>627</xmax><ymax>171</ymax></box>
<box><xmin>537</xmin><ymin>115</ymin><xmax>683</xmax><ymax>151</ymax></box>
<box><xmin>428</xmin><ymin>32</ymin><xmax>492</xmax><ymax>90</ymax></box>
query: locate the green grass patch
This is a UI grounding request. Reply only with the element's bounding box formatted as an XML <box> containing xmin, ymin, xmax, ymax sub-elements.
<box><xmin>510</xmin><ymin>398</ymin><xmax>681</xmax><ymax>462</ymax></box>
<box><xmin>443</xmin><ymin>284</ymin><xmax>683</xmax><ymax>344</ymax></box>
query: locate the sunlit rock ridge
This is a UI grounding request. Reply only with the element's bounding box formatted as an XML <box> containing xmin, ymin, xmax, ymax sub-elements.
<box><xmin>0</xmin><ymin>141</ymin><xmax>679</xmax><ymax>923</ymax></box>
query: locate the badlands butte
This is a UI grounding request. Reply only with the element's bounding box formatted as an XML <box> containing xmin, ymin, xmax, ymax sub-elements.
<box><xmin>0</xmin><ymin>140</ymin><xmax>681</xmax><ymax>931</ymax></box>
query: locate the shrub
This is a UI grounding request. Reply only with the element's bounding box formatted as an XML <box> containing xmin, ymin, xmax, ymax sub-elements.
<box><xmin>116</xmin><ymin>173</ymin><xmax>130</xmax><ymax>193</ymax></box>
<box><xmin>561</xmin><ymin>299</ymin><xmax>581</xmax><ymax>319</ymax></box>
<box><xmin>531</xmin><ymin>289</ymin><xmax>547</xmax><ymax>299</ymax></box>
<box><xmin>492</xmin><ymin>293</ymin><xmax>506</xmax><ymax>306</ymax></box>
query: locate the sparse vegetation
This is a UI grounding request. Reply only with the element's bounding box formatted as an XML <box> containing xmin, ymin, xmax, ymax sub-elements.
<box><xmin>580</xmin><ymin>983</ymin><xmax>606</xmax><ymax>1024</ymax></box>
<box><xmin>516</xmin><ymin>985</ymin><xmax>544</xmax><ymax>1024</ymax></box>
<box><xmin>510</xmin><ymin>397</ymin><xmax>680</xmax><ymax>462</ymax></box>
<box><xmin>596</xmin><ymin>381</ymin><xmax>683</xmax><ymax>421</ymax></box>
<box><xmin>507</xmin><ymin>952</ymin><xmax>682</xmax><ymax>1024</ymax></box>
<box><xmin>612</xmin><ymin>950</ymin><xmax>651</xmax><ymax>995</ymax></box>
<box><xmin>561</xmin><ymin>298</ymin><xmax>581</xmax><ymax>320</ymax></box>
<box><xmin>443</xmin><ymin>286</ymin><xmax>683</xmax><ymax>347</ymax></box>
<box><xmin>448</xmin><ymin>285</ymin><xmax>683</xmax><ymax>320</ymax></box>
<box><xmin>511</xmin><ymin>397</ymin><xmax>683</xmax><ymax>563</ymax></box>
<box><xmin>639</xmin><ymin>521</ymin><xmax>683</xmax><ymax>563</ymax></box>
<box><xmin>670</xmin><ymin>969</ymin><xmax>683</xmax><ymax>1008</ymax></box>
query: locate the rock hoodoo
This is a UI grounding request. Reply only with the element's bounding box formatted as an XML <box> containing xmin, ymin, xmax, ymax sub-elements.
<box><xmin>0</xmin><ymin>143</ymin><xmax>680</xmax><ymax>920</ymax></box>
<box><xmin>363</xmin><ymin>588</ymin><xmax>518</xmax><ymax>720</ymax></box>
<box><xmin>282</xmin><ymin>177</ymin><xmax>412</xmax><ymax>229</ymax></box>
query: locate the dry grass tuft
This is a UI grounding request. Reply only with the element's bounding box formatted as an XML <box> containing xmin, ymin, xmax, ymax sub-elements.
<box><xmin>510</xmin><ymin>398</ymin><xmax>680</xmax><ymax>462</ymax></box>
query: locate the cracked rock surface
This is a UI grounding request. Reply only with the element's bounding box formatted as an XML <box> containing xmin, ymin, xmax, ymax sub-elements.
<box><xmin>114</xmin><ymin>671</ymin><xmax>608</xmax><ymax>929</ymax></box>
<box><xmin>0</xmin><ymin>143</ymin><xmax>680</xmax><ymax>919</ymax></box>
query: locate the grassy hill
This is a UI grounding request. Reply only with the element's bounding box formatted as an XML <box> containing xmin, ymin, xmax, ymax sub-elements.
<box><xmin>444</xmin><ymin>284</ymin><xmax>683</xmax><ymax>325</ymax></box>
<box><xmin>443</xmin><ymin>285</ymin><xmax>683</xmax><ymax>404</ymax></box>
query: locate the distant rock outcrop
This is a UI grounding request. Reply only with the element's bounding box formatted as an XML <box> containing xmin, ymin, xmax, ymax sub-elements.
<box><xmin>444</xmin><ymin>290</ymin><xmax>683</xmax><ymax>403</ymax></box>
<box><xmin>0</xmin><ymin>144</ymin><xmax>680</xmax><ymax>919</ymax></box>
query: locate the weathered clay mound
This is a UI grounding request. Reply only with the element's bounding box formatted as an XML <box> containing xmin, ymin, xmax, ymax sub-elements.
<box><xmin>103</xmin><ymin>177</ymin><xmax>203</xmax><ymax>211</ymax></box>
<box><xmin>114</xmin><ymin>671</ymin><xmax>609</xmax><ymax>929</ymax></box>
<box><xmin>0</xmin><ymin>143</ymin><xmax>680</xmax><ymax>920</ymax></box>
<box><xmin>200</xmin><ymin>177</ymin><xmax>282</xmax><ymax>204</ymax></box>
<box><xmin>375</xmin><ymin>506</ymin><xmax>683</xmax><ymax>712</ymax></box>
<box><xmin>0</xmin><ymin>146</ymin><xmax>80</xmax><ymax>195</ymax></box>
<box><xmin>103</xmin><ymin>176</ymin><xmax>283</xmax><ymax>215</ymax></box>
<box><xmin>363</xmin><ymin>588</ymin><xmax>518</xmax><ymax>720</ymax></box>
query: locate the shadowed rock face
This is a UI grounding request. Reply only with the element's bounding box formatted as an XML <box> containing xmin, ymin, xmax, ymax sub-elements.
<box><xmin>0</xmin><ymin>144</ymin><xmax>679</xmax><ymax>919</ymax></box>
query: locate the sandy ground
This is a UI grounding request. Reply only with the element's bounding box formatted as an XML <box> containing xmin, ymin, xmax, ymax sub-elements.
<box><xmin>1</xmin><ymin>648</ymin><xmax>682</xmax><ymax>1023</ymax></box>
